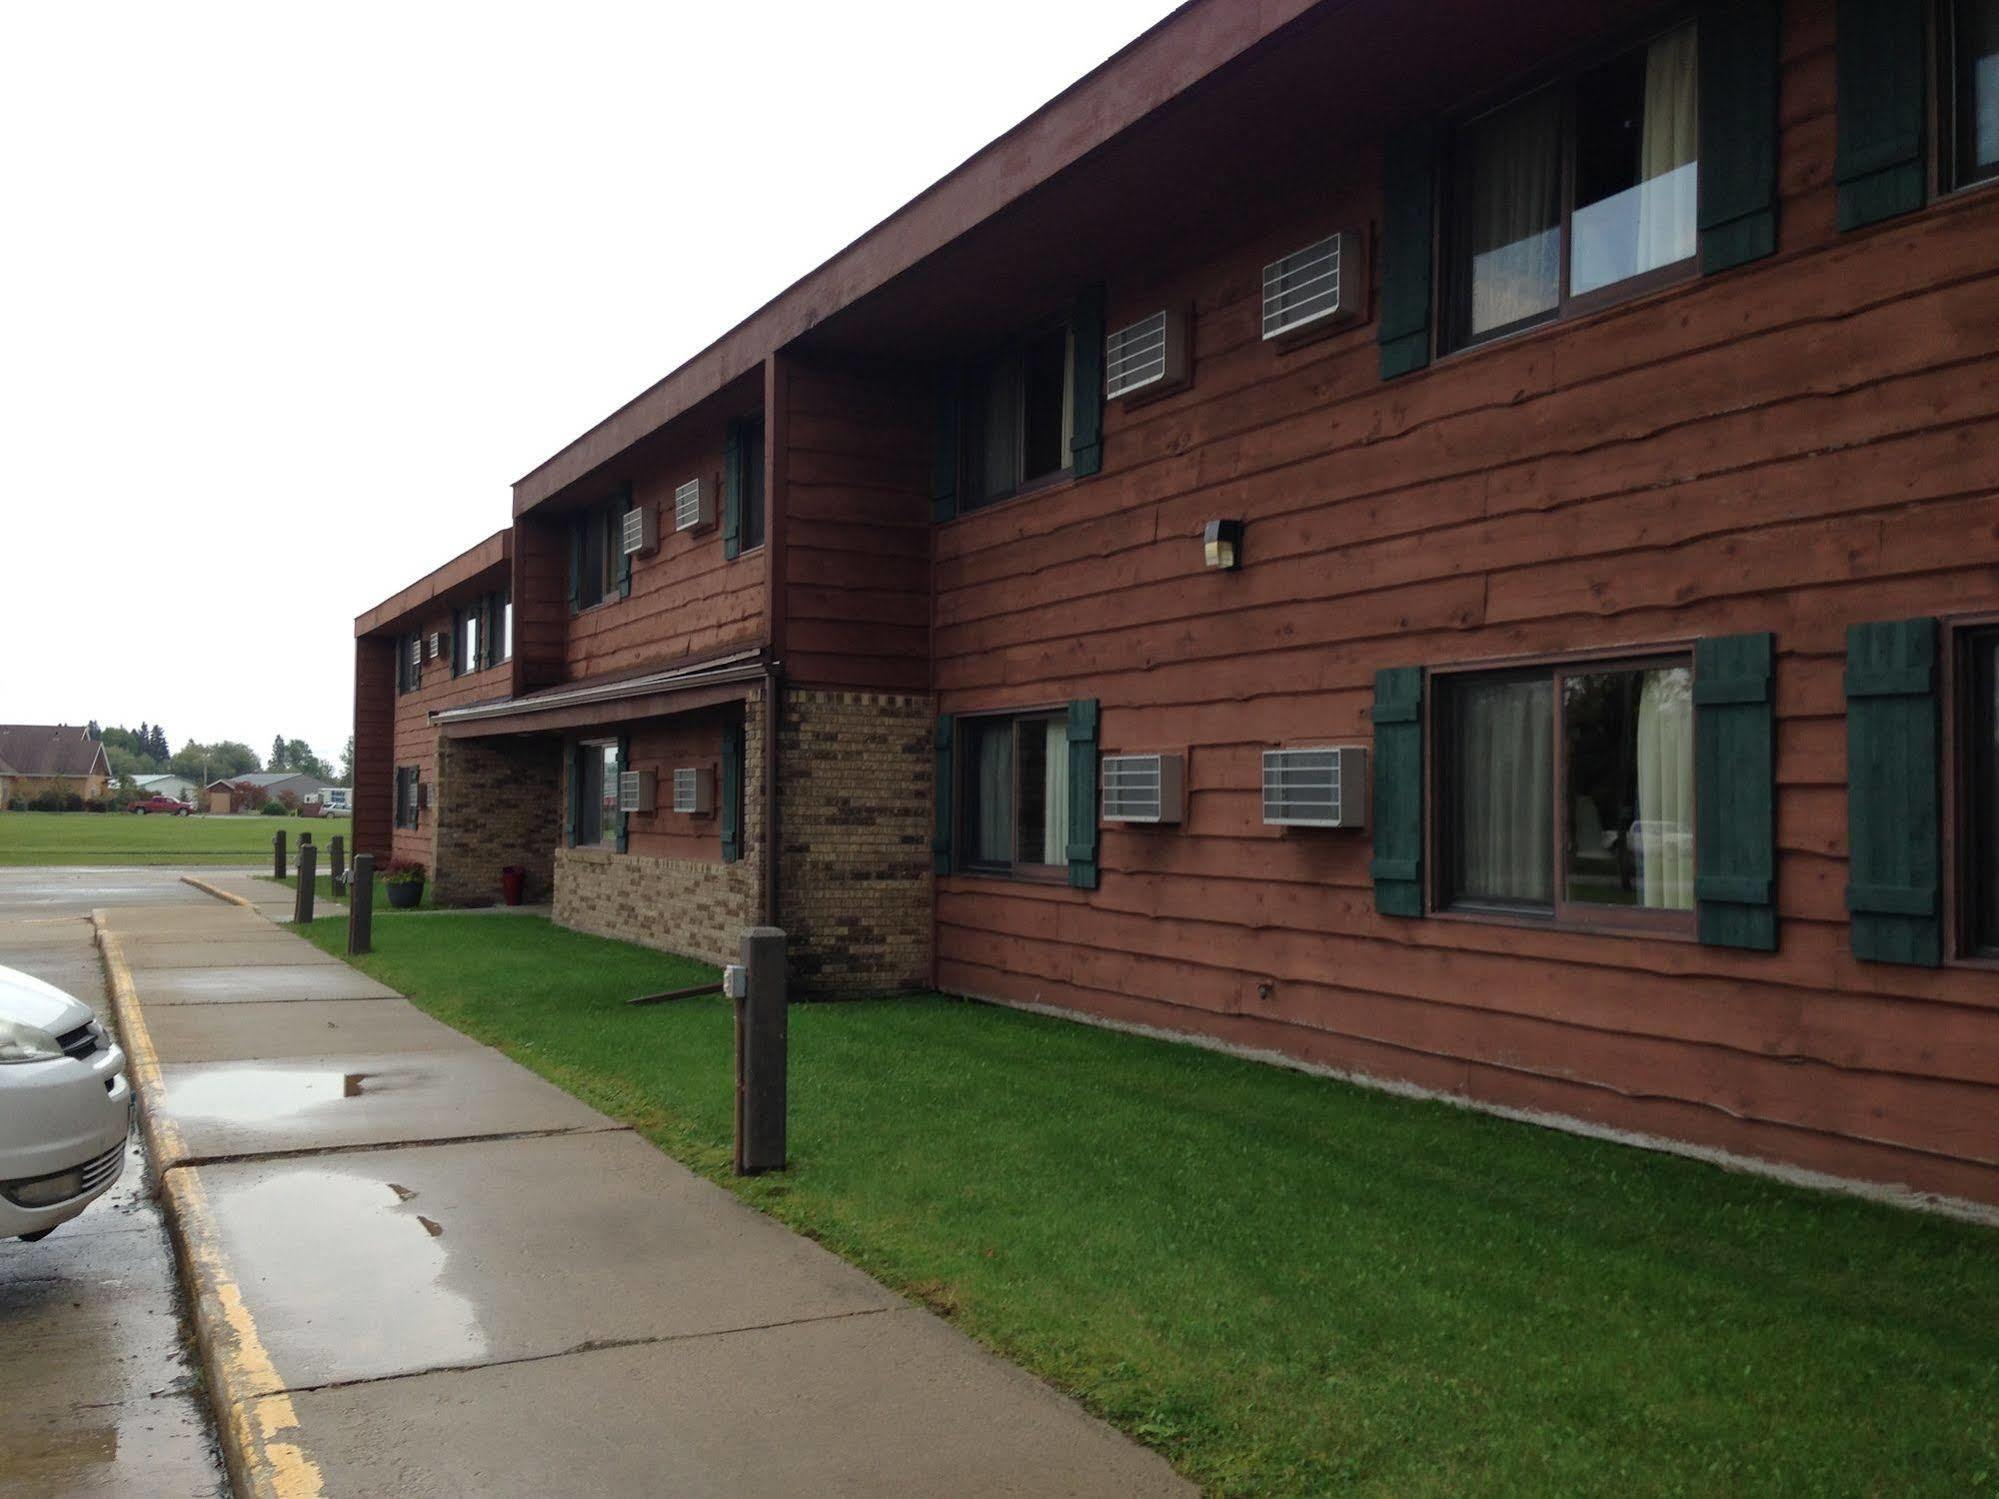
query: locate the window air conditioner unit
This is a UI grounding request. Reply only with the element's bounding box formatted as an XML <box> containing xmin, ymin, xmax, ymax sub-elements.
<box><xmin>1105</xmin><ymin>309</ymin><xmax>1189</xmax><ymax>402</ymax></box>
<box><xmin>674</xmin><ymin>476</ymin><xmax>713</xmax><ymax>533</ymax></box>
<box><xmin>428</xmin><ymin>631</ymin><xmax>447</xmax><ymax>661</ymax></box>
<box><xmin>618</xmin><ymin>769</ymin><xmax>656</xmax><ymax>814</ymax></box>
<box><xmin>672</xmin><ymin>766</ymin><xmax>714</xmax><ymax>816</ymax></box>
<box><xmin>1262</xmin><ymin>232</ymin><xmax>1364</xmax><ymax>341</ymax></box>
<box><xmin>1262</xmin><ymin>746</ymin><xmax>1368</xmax><ymax>829</ymax></box>
<box><xmin>622</xmin><ymin>505</ymin><xmax>659</xmax><ymax>557</ymax></box>
<box><xmin>1100</xmin><ymin>753</ymin><xmax>1184</xmax><ymax>825</ymax></box>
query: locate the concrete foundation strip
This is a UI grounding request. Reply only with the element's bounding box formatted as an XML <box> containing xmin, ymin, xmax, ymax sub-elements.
<box><xmin>95</xmin><ymin>910</ymin><xmax>327</xmax><ymax>1499</ymax></box>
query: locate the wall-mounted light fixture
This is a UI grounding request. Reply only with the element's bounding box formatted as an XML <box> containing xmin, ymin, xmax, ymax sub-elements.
<box><xmin>1203</xmin><ymin>519</ymin><xmax>1243</xmax><ymax>571</ymax></box>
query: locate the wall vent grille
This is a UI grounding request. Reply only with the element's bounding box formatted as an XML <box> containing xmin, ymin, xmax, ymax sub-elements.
<box><xmin>1100</xmin><ymin>753</ymin><xmax>1184</xmax><ymax>824</ymax></box>
<box><xmin>1261</xmin><ymin>746</ymin><xmax>1367</xmax><ymax>828</ymax></box>
<box><xmin>1262</xmin><ymin>233</ymin><xmax>1357</xmax><ymax>340</ymax></box>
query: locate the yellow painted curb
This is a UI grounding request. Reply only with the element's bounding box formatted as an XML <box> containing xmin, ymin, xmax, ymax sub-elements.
<box><xmin>94</xmin><ymin>911</ymin><xmax>325</xmax><ymax>1499</ymax></box>
<box><xmin>179</xmin><ymin>874</ymin><xmax>256</xmax><ymax>909</ymax></box>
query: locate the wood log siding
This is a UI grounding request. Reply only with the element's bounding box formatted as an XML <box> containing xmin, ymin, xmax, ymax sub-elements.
<box><xmin>931</xmin><ymin>2</ymin><xmax>1999</xmax><ymax>1206</ymax></box>
<box><xmin>381</xmin><ymin>595</ymin><xmax>514</xmax><ymax>870</ymax></box>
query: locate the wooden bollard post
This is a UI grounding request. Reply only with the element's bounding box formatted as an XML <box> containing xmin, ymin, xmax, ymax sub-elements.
<box><xmin>733</xmin><ymin>927</ymin><xmax>787</xmax><ymax>1175</ymax></box>
<box><xmin>294</xmin><ymin>841</ymin><xmax>317</xmax><ymax>925</ymax></box>
<box><xmin>348</xmin><ymin>854</ymin><xmax>373</xmax><ymax>956</ymax></box>
<box><xmin>329</xmin><ymin>835</ymin><xmax>345</xmax><ymax>891</ymax></box>
<box><xmin>272</xmin><ymin>829</ymin><xmax>286</xmax><ymax>880</ymax></box>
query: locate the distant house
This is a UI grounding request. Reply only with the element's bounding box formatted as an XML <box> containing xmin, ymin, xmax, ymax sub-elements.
<box><xmin>133</xmin><ymin>773</ymin><xmax>200</xmax><ymax>803</ymax></box>
<box><xmin>205</xmin><ymin>771</ymin><xmax>331</xmax><ymax>815</ymax></box>
<box><xmin>0</xmin><ymin>725</ymin><xmax>112</xmax><ymax>810</ymax></box>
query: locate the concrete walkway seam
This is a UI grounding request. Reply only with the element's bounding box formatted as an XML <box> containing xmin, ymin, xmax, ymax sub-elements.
<box><xmin>95</xmin><ymin>909</ymin><xmax>328</xmax><ymax>1499</ymax></box>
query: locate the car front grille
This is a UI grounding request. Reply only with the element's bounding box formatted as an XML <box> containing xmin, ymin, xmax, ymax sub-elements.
<box><xmin>55</xmin><ymin>1023</ymin><xmax>103</xmax><ymax>1061</ymax></box>
<box><xmin>78</xmin><ymin>1142</ymin><xmax>124</xmax><ymax>1194</ymax></box>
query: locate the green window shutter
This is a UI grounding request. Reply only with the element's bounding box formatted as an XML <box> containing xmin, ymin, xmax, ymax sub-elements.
<box><xmin>932</xmin><ymin>715</ymin><xmax>955</xmax><ymax>875</ymax></box>
<box><xmin>568</xmin><ymin>516</ymin><xmax>584</xmax><ymax>613</ymax></box>
<box><xmin>614</xmin><ymin>736</ymin><xmax>630</xmax><ymax>852</ymax></box>
<box><xmin>1066</xmin><ymin>699</ymin><xmax>1100</xmax><ymax>890</ymax></box>
<box><xmin>1698</xmin><ymin>0</ymin><xmax>1780</xmax><ymax>272</ymax></box>
<box><xmin>617</xmin><ymin>485</ymin><xmax>634</xmax><ymax>600</ymax></box>
<box><xmin>723</xmin><ymin>421</ymin><xmax>744</xmax><ymax>560</ymax></box>
<box><xmin>1377</xmin><ymin>122</ymin><xmax>1435</xmax><ymax>381</ymax></box>
<box><xmin>1694</xmin><ymin>632</ymin><xmax>1778</xmax><ymax>951</ymax></box>
<box><xmin>1069</xmin><ymin>285</ymin><xmax>1105</xmax><ymax>478</ymax></box>
<box><xmin>1370</xmin><ymin>668</ymin><xmax>1424</xmax><ymax>916</ymax></box>
<box><xmin>1845</xmin><ymin>619</ymin><xmax>1941</xmax><ymax>965</ymax></box>
<box><xmin>1835</xmin><ymin>0</ymin><xmax>1927</xmax><ymax>230</ymax></box>
<box><xmin>721</xmin><ymin>722</ymin><xmax>744</xmax><ymax>864</ymax></box>
<box><xmin>932</xmin><ymin>369</ymin><xmax>960</xmax><ymax>523</ymax></box>
<box><xmin>564</xmin><ymin>745</ymin><xmax>580</xmax><ymax>849</ymax></box>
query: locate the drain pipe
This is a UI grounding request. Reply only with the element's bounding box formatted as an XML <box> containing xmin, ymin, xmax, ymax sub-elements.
<box><xmin>761</xmin><ymin>662</ymin><xmax>781</xmax><ymax>930</ymax></box>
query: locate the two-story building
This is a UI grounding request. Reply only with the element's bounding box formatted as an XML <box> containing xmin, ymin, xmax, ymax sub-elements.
<box><xmin>356</xmin><ymin>0</ymin><xmax>1999</xmax><ymax>1210</ymax></box>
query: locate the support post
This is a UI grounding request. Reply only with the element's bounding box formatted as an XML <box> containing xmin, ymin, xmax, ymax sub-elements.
<box><xmin>734</xmin><ymin>927</ymin><xmax>787</xmax><ymax>1175</ymax></box>
<box><xmin>348</xmin><ymin>854</ymin><xmax>373</xmax><ymax>955</ymax></box>
<box><xmin>294</xmin><ymin>841</ymin><xmax>316</xmax><ymax>925</ymax></box>
<box><xmin>272</xmin><ymin>829</ymin><xmax>286</xmax><ymax>880</ymax></box>
<box><xmin>329</xmin><ymin>835</ymin><xmax>345</xmax><ymax>891</ymax></box>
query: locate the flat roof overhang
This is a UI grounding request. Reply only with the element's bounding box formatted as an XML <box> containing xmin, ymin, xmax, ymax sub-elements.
<box><xmin>432</xmin><ymin>648</ymin><xmax>767</xmax><ymax>739</ymax></box>
<box><xmin>355</xmin><ymin>529</ymin><xmax>513</xmax><ymax>638</ymax></box>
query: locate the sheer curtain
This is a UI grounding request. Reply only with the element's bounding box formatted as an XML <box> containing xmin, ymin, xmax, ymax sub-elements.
<box><xmin>1635</xmin><ymin>667</ymin><xmax>1694</xmax><ymax>910</ymax></box>
<box><xmin>975</xmin><ymin>725</ymin><xmax>1012</xmax><ymax>865</ymax></box>
<box><xmin>1455</xmin><ymin>678</ymin><xmax>1554</xmax><ymax>904</ymax></box>
<box><xmin>1042</xmin><ymin>720</ymin><xmax>1070</xmax><ymax>868</ymax></box>
<box><xmin>1467</xmin><ymin>89</ymin><xmax>1563</xmax><ymax>335</ymax></box>
<box><xmin>1637</xmin><ymin>24</ymin><xmax>1699</xmax><ymax>274</ymax></box>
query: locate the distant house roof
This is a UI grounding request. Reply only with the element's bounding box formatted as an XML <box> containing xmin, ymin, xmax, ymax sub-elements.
<box><xmin>0</xmin><ymin>725</ymin><xmax>110</xmax><ymax>781</ymax></box>
<box><xmin>206</xmin><ymin>771</ymin><xmax>330</xmax><ymax>792</ymax></box>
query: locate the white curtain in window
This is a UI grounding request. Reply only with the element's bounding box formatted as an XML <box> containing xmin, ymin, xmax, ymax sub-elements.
<box><xmin>1042</xmin><ymin>719</ymin><xmax>1070</xmax><ymax>868</ymax></box>
<box><xmin>1467</xmin><ymin>88</ymin><xmax>1564</xmax><ymax>335</ymax></box>
<box><xmin>1635</xmin><ymin>667</ymin><xmax>1695</xmax><ymax>910</ymax></box>
<box><xmin>1456</xmin><ymin>678</ymin><xmax>1554</xmax><ymax>903</ymax></box>
<box><xmin>1637</xmin><ymin>24</ymin><xmax>1700</xmax><ymax>274</ymax></box>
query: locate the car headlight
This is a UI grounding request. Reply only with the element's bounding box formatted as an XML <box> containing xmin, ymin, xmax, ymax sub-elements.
<box><xmin>0</xmin><ymin>1018</ymin><xmax>65</xmax><ymax>1064</ymax></box>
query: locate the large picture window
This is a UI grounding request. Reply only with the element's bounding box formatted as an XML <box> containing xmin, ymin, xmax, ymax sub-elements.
<box><xmin>959</xmin><ymin>326</ymin><xmax>1074</xmax><ymax>511</ymax></box>
<box><xmin>1966</xmin><ymin>629</ymin><xmax>1999</xmax><ymax>955</ymax></box>
<box><xmin>572</xmin><ymin>740</ymin><xmax>620</xmax><ymax>849</ymax></box>
<box><xmin>1448</xmin><ymin>21</ymin><xmax>1698</xmax><ymax>349</ymax></box>
<box><xmin>1438</xmin><ymin>656</ymin><xmax>1695</xmax><ymax>929</ymax></box>
<box><xmin>1947</xmin><ymin>0</ymin><xmax>1999</xmax><ymax>192</ymax></box>
<box><xmin>960</xmin><ymin>711</ymin><xmax>1070</xmax><ymax>876</ymax></box>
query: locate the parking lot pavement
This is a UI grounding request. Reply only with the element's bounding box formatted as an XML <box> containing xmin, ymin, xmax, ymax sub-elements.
<box><xmin>99</xmin><ymin>891</ymin><xmax>1194</xmax><ymax>1499</ymax></box>
<box><xmin>0</xmin><ymin>869</ymin><xmax>229</xmax><ymax>1499</ymax></box>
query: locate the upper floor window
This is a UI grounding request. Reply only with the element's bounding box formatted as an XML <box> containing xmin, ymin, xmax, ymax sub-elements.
<box><xmin>1946</xmin><ymin>0</ymin><xmax>1999</xmax><ymax>191</ymax></box>
<box><xmin>500</xmin><ymin>589</ymin><xmax>513</xmax><ymax>663</ymax></box>
<box><xmin>395</xmin><ymin>632</ymin><xmax>422</xmax><ymax>696</ymax></box>
<box><xmin>959</xmin><ymin>325</ymin><xmax>1074</xmax><ymax>511</ymax></box>
<box><xmin>454</xmin><ymin>603</ymin><xmax>481</xmax><ymax>677</ymax></box>
<box><xmin>1447</xmin><ymin>21</ymin><xmax>1698</xmax><ymax>350</ymax></box>
<box><xmin>571</xmin><ymin>501</ymin><xmax>623</xmax><ymax>612</ymax></box>
<box><xmin>740</xmin><ymin>416</ymin><xmax>767</xmax><ymax>552</ymax></box>
<box><xmin>1436</xmin><ymin>656</ymin><xmax>1695</xmax><ymax>932</ymax></box>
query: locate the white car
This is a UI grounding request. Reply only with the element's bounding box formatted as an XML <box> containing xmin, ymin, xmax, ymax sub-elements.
<box><xmin>0</xmin><ymin>965</ymin><xmax>131</xmax><ymax>1242</ymax></box>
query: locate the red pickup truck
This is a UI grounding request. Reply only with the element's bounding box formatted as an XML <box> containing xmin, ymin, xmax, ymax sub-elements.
<box><xmin>130</xmin><ymin>796</ymin><xmax>193</xmax><ymax>816</ymax></box>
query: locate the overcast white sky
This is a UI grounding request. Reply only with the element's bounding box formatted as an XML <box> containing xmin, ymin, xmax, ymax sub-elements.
<box><xmin>0</xmin><ymin>1</ymin><xmax>1181</xmax><ymax>770</ymax></box>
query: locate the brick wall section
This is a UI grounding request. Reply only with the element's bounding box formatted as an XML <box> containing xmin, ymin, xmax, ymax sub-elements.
<box><xmin>433</xmin><ymin>735</ymin><xmax>563</xmax><ymax>907</ymax></box>
<box><xmin>777</xmin><ymin>687</ymin><xmax>933</xmax><ymax>996</ymax></box>
<box><xmin>551</xmin><ymin>695</ymin><xmax>764</xmax><ymax>966</ymax></box>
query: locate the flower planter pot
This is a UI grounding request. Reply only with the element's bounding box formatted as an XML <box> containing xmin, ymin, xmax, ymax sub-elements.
<box><xmin>386</xmin><ymin>880</ymin><xmax>423</xmax><ymax>910</ymax></box>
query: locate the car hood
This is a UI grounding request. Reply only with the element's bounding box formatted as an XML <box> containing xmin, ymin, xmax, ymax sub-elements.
<box><xmin>0</xmin><ymin>964</ymin><xmax>94</xmax><ymax>1036</ymax></box>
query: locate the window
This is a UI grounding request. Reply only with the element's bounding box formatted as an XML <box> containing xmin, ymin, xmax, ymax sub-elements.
<box><xmin>395</xmin><ymin>632</ymin><xmax>422</xmax><ymax>696</ymax></box>
<box><xmin>741</xmin><ymin>416</ymin><xmax>766</xmax><ymax>552</ymax></box>
<box><xmin>572</xmin><ymin>504</ymin><xmax>620</xmax><ymax>612</ymax></box>
<box><xmin>1946</xmin><ymin>0</ymin><xmax>1999</xmax><ymax>191</ymax></box>
<box><xmin>500</xmin><ymin>590</ymin><xmax>513</xmax><ymax>663</ymax></box>
<box><xmin>959</xmin><ymin>325</ymin><xmax>1074</xmax><ymax>510</ymax></box>
<box><xmin>1966</xmin><ymin>629</ymin><xmax>1999</xmax><ymax>955</ymax></box>
<box><xmin>454</xmin><ymin>603</ymin><xmax>481</xmax><ymax>677</ymax></box>
<box><xmin>393</xmin><ymin>766</ymin><xmax>419</xmax><ymax>830</ymax></box>
<box><xmin>1448</xmin><ymin>21</ymin><xmax>1698</xmax><ymax>349</ymax></box>
<box><xmin>960</xmin><ymin>711</ymin><xmax>1071</xmax><ymax>876</ymax></box>
<box><xmin>572</xmin><ymin>740</ymin><xmax>620</xmax><ymax>849</ymax></box>
<box><xmin>1438</xmin><ymin>657</ymin><xmax>1694</xmax><ymax>929</ymax></box>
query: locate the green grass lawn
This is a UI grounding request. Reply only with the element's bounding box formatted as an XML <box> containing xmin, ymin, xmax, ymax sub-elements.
<box><xmin>300</xmin><ymin>914</ymin><xmax>1999</xmax><ymax>1497</ymax></box>
<box><xmin>0</xmin><ymin>812</ymin><xmax>353</xmax><ymax>866</ymax></box>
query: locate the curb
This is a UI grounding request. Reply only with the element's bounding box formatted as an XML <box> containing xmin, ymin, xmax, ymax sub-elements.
<box><xmin>93</xmin><ymin>910</ymin><xmax>326</xmax><ymax>1499</ymax></box>
<box><xmin>179</xmin><ymin>874</ymin><xmax>256</xmax><ymax>909</ymax></box>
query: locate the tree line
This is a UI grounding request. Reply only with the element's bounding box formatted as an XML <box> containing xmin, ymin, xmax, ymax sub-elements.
<box><xmin>88</xmin><ymin>722</ymin><xmax>354</xmax><ymax>787</ymax></box>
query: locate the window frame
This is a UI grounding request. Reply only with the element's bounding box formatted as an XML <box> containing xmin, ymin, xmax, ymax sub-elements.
<box><xmin>1947</xmin><ymin>614</ymin><xmax>1999</xmax><ymax>964</ymax></box>
<box><xmin>1441</xmin><ymin>13</ymin><xmax>1701</xmax><ymax>356</ymax></box>
<box><xmin>1940</xmin><ymin>0</ymin><xmax>1999</xmax><ymax>195</ymax></box>
<box><xmin>955</xmin><ymin>320</ymin><xmax>1077</xmax><ymax>514</ymax></box>
<box><xmin>956</xmin><ymin>706</ymin><xmax>1071</xmax><ymax>882</ymax></box>
<box><xmin>1428</xmin><ymin>646</ymin><xmax>1699</xmax><ymax>938</ymax></box>
<box><xmin>571</xmin><ymin>737</ymin><xmax>620</xmax><ymax>851</ymax></box>
<box><xmin>571</xmin><ymin>502</ymin><xmax>621</xmax><ymax>613</ymax></box>
<box><xmin>393</xmin><ymin>765</ymin><xmax>419</xmax><ymax>830</ymax></box>
<box><xmin>453</xmin><ymin>602</ymin><xmax>481</xmax><ymax>678</ymax></box>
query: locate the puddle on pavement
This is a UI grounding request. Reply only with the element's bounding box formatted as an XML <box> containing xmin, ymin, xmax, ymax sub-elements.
<box><xmin>217</xmin><ymin>1169</ymin><xmax>486</xmax><ymax>1375</ymax></box>
<box><xmin>167</xmin><ymin>1066</ymin><xmax>419</xmax><ymax>1123</ymax></box>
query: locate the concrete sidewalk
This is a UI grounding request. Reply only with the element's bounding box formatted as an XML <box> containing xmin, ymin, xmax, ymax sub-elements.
<box><xmin>97</xmin><ymin>897</ymin><xmax>1189</xmax><ymax>1499</ymax></box>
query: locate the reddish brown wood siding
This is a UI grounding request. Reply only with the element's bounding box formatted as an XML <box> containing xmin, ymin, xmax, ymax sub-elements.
<box><xmin>351</xmin><ymin>635</ymin><xmax>396</xmax><ymax>859</ymax></box>
<box><xmin>389</xmin><ymin>615</ymin><xmax>512</xmax><ymax>868</ymax></box>
<box><xmin>932</xmin><ymin>2</ymin><xmax>1999</xmax><ymax>1206</ymax></box>
<box><xmin>617</xmin><ymin>706</ymin><xmax>738</xmax><ymax>862</ymax></box>
<box><xmin>782</xmin><ymin>361</ymin><xmax>932</xmax><ymax>691</ymax></box>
